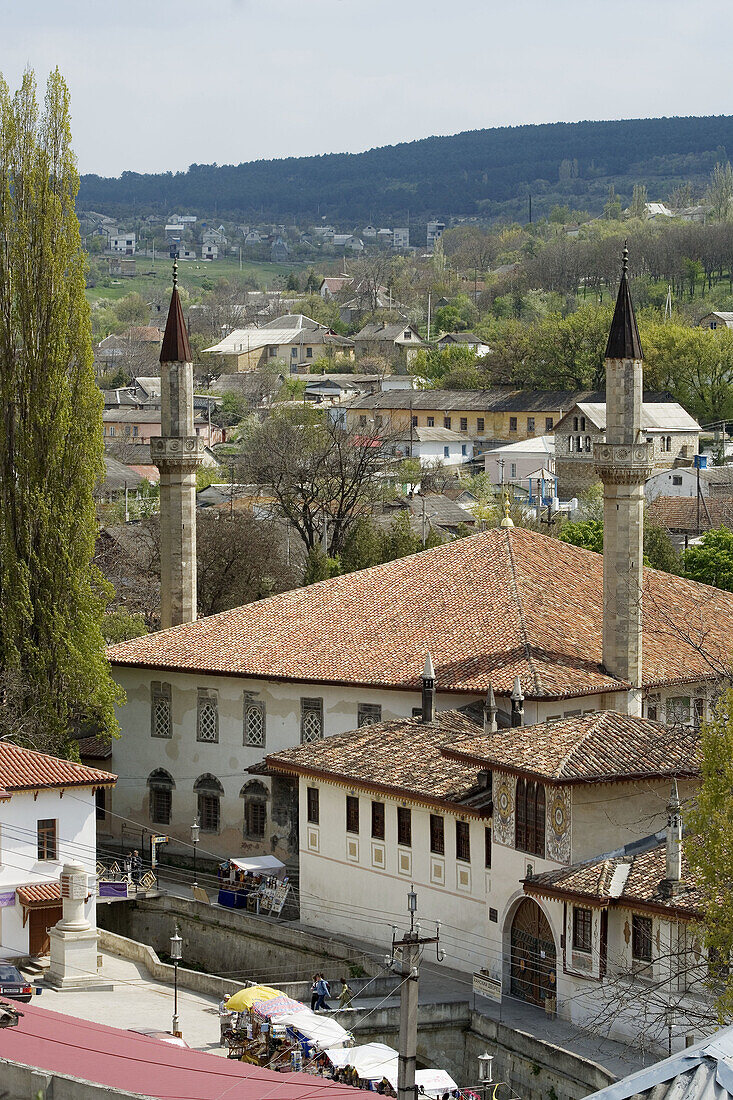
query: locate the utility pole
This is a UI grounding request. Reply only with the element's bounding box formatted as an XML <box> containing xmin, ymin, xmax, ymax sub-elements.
<box><xmin>388</xmin><ymin>887</ymin><xmax>443</xmax><ymax>1100</ymax></box>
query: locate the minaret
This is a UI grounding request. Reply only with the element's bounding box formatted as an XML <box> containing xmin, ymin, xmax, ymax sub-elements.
<box><xmin>421</xmin><ymin>653</ymin><xmax>436</xmax><ymax>723</ymax></box>
<box><xmin>510</xmin><ymin>677</ymin><xmax>524</xmax><ymax>728</ymax></box>
<box><xmin>151</xmin><ymin>263</ymin><xmax>204</xmax><ymax>629</ymax></box>
<box><xmin>594</xmin><ymin>247</ymin><xmax>653</xmax><ymax>714</ymax></box>
<box><xmin>663</xmin><ymin>779</ymin><xmax>683</xmax><ymax>892</ymax></box>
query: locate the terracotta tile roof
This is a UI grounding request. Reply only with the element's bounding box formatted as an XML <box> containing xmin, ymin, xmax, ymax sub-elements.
<box><xmin>266</xmin><ymin>711</ymin><xmax>489</xmax><ymax>812</ymax></box>
<box><xmin>446</xmin><ymin>712</ymin><xmax>700</xmax><ymax>785</ymax></box>
<box><xmin>647</xmin><ymin>494</ymin><xmax>733</xmax><ymax>533</ymax></box>
<box><xmin>106</xmin><ymin>527</ymin><xmax>733</xmax><ymax>700</ymax></box>
<box><xmin>526</xmin><ymin>842</ymin><xmax>702</xmax><ymax>917</ymax></box>
<box><xmin>0</xmin><ymin>743</ymin><xmax>116</xmax><ymax>793</ymax></box>
<box><xmin>16</xmin><ymin>882</ymin><xmax>62</xmax><ymax>907</ymax></box>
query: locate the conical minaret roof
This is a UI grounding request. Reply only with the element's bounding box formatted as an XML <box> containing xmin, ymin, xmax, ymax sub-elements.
<box><xmin>160</xmin><ymin>262</ymin><xmax>192</xmax><ymax>364</ymax></box>
<box><xmin>605</xmin><ymin>244</ymin><xmax>643</xmax><ymax>361</ymax></box>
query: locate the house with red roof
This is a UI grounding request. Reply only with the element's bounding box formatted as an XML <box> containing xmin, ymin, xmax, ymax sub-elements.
<box><xmin>0</xmin><ymin>743</ymin><xmax>115</xmax><ymax>960</ymax></box>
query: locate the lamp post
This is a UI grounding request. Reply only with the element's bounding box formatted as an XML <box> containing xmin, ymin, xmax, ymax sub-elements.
<box><xmin>191</xmin><ymin>819</ymin><xmax>200</xmax><ymax>891</ymax></box>
<box><xmin>170</xmin><ymin>924</ymin><xmax>182</xmax><ymax>1037</ymax></box>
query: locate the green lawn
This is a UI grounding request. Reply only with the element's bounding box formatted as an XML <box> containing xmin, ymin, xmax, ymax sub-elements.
<box><xmin>85</xmin><ymin>254</ymin><xmax>303</xmax><ymax>305</ymax></box>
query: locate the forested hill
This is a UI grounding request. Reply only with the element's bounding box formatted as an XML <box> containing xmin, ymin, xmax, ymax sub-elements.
<box><xmin>79</xmin><ymin>115</ymin><xmax>733</xmax><ymax>224</ymax></box>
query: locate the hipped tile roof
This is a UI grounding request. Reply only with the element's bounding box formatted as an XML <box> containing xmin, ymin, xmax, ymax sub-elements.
<box><xmin>106</xmin><ymin>527</ymin><xmax>733</xmax><ymax>699</ymax></box>
<box><xmin>0</xmin><ymin>742</ymin><xmax>116</xmax><ymax>793</ymax></box>
<box><xmin>16</xmin><ymin>882</ymin><xmax>62</xmax><ymax>907</ymax></box>
<box><xmin>447</xmin><ymin>712</ymin><xmax>700</xmax><ymax>784</ymax></box>
<box><xmin>266</xmin><ymin>711</ymin><xmax>487</xmax><ymax>811</ymax></box>
<box><xmin>647</xmin><ymin>495</ymin><xmax>733</xmax><ymax>533</ymax></box>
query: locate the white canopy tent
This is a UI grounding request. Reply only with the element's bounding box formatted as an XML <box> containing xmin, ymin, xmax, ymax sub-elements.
<box><xmin>324</xmin><ymin>1043</ymin><xmax>457</xmax><ymax>1097</ymax></box>
<box><xmin>230</xmin><ymin>856</ymin><xmax>286</xmax><ymax>876</ymax></box>
<box><xmin>274</xmin><ymin>1007</ymin><xmax>352</xmax><ymax>1049</ymax></box>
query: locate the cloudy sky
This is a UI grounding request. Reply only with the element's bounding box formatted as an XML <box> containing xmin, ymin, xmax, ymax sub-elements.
<box><xmin>2</xmin><ymin>0</ymin><xmax>730</xmax><ymax>177</ymax></box>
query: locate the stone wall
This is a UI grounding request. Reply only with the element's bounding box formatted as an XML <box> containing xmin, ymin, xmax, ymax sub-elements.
<box><xmin>0</xmin><ymin>1061</ymin><xmax>147</xmax><ymax>1100</ymax></box>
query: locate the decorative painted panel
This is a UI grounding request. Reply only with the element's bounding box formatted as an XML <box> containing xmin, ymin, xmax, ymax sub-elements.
<box><xmin>493</xmin><ymin>773</ymin><xmax>515</xmax><ymax>846</ymax></box>
<box><xmin>545</xmin><ymin>787</ymin><xmax>571</xmax><ymax>863</ymax></box>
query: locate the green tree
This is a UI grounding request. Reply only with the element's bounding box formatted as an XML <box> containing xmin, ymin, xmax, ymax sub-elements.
<box><xmin>643</xmin><ymin>523</ymin><xmax>680</xmax><ymax>574</ymax></box>
<box><xmin>558</xmin><ymin>519</ymin><xmax>604</xmax><ymax>553</ymax></box>
<box><xmin>114</xmin><ymin>291</ymin><xmax>149</xmax><ymax>326</ymax></box>
<box><xmin>0</xmin><ymin>69</ymin><xmax>122</xmax><ymax>753</ymax></box>
<box><xmin>628</xmin><ymin>183</ymin><xmax>648</xmax><ymax>219</ymax></box>
<box><xmin>682</xmin><ymin>527</ymin><xmax>733</xmax><ymax>590</ymax></box>
<box><xmin>706</xmin><ymin>161</ymin><xmax>733</xmax><ymax>222</ymax></box>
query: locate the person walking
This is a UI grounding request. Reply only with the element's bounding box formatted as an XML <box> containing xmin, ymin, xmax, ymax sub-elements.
<box><xmin>315</xmin><ymin>974</ymin><xmax>331</xmax><ymax>1012</ymax></box>
<box><xmin>130</xmin><ymin>849</ymin><xmax>142</xmax><ymax>887</ymax></box>
<box><xmin>338</xmin><ymin>977</ymin><xmax>354</xmax><ymax>1009</ymax></box>
<box><xmin>310</xmin><ymin>974</ymin><xmax>320</xmax><ymax>1011</ymax></box>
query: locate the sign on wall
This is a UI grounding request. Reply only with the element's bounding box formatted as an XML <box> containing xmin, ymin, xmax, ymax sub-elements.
<box><xmin>473</xmin><ymin>972</ymin><xmax>502</xmax><ymax>1002</ymax></box>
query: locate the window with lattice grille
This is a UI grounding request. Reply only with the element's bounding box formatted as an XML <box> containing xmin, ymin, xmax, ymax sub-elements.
<box><xmin>198</xmin><ymin>793</ymin><xmax>220</xmax><ymax>833</ymax></box>
<box><xmin>244</xmin><ymin>695</ymin><xmax>265</xmax><ymax>747</ymax></box>
<box><xmin>150</xmin><ymin>787</ymin><xmax>172</xmax><ymax>825</ymax></box>
<box><xmin>301</xmin><ymin>698</ymin><xmax>323</xmax><ymax>743</ymax></box>
<box><xmin>357</xmin><ymin>703</ymin><xmax>381</xmax><ymax>728</ymax></box>
<box><xmin>246</xmin><ymin>800</ymin><xmax>266</xmax><ymax>838</ymax></box>
<box><xmin>197</xmin><ymin>690</ymin><xmax>219</xmax><ymax>742</ymax></box>
<box><xmin>151</xmin><ymin>681</ymin><xmax>172</xmax><ymax>739</ymax></box>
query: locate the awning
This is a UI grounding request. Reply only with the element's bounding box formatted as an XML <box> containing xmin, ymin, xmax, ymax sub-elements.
<box><xmin>230</xmin><ymin>856</ymin><xmax>286</xmax><ymax>876</ymax></box>
<box><xmin>252</xmin><ymin>996</ymin><xmax>305</xmax><ymax>1019</ymax></box>
<box><xmin>324</xmin><ymin>1045</ymin><xmax>457</xmax><ymax>1096</ymax></box>
<box><xmin>16</xmin><ymin>883</ymin><xmax>62</xmax><ymax>909</ymax></box>
<box><xmin>274</xmin><ymin>1008</ymin><xmax>352</xmax><ymax>1049</ymax></box>
<box><xmin>225</xmin><ymin>985</ymin><xmax>283</xmax><ymax>1012</ymax></box>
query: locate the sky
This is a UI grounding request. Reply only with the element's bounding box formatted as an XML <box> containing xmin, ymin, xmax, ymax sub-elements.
<box><xmin>1</xmin><ymin>0</ymin><xmax>731</xmax><ymax>178</ymax></box>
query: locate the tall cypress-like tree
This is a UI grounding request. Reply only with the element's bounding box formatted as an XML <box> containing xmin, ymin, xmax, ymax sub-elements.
<box><xmin>0</xmin><ymin>69</ymin><xmax>121</xmax><ymax>754</ymax></box>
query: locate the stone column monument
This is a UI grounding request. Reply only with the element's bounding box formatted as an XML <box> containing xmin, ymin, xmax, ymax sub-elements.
<box><xmin>46</xmin><ymin>862</ymin><xmax>112</xmax><ymax>991</ymax></box>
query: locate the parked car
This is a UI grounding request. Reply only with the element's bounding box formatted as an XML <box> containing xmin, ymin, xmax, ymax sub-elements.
<box><xmin>0</xmin><ymin>965</ymin><xmax>33</xmax><ymax>1003</ymax></box>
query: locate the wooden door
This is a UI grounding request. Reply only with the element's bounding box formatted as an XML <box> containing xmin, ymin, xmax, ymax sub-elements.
<box><xmin>28</xmin><ymin>906</ymin><xmax>62</xmax><ymax>957</ymax></box>
<box><xmin>510</xmin><ymin>898</ymin><xmax>556</xmax><ymax>1006</ymax></box>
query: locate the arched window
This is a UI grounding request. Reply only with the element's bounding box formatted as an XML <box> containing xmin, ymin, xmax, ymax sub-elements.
<box><xmin>195</xmin><ymin>774</ymin><xmax>224</xmax><ymax>834</ymax></box>
<box><xmin>568</xmin><ymin>435</ymin><xmax>574</xmax><ymax>453</ymax></box>
<box><xmin>576</xmin><ymin>436</ymin><xmax>582</xmax><ymax>452</ymax></box>
<box><xmin>515</xmin><ymin>779</ymin><xmax>526</xmax><ymax>852</ymax></box>
<box><xmin>515</xmin><ymin>779</ymin><xmax>546</xmax><ymax>857</ymax></box>
<box><xmin>241</xmin><ymin>780</ymin><xmax>269</xmax><ymax>840</ymax></box>
<box><xmin>148</xmin><ymin>769</ymin><xmax>175</xmax><ymax>826</ymax></box>
<box><xmin>666</xmin><ymin>436</ymin><xmax>672</xmax><ymax>452</ymax></box>
<box><xmin>584</xmin><ymin>436</ymin><xmax>591</xmax><ymax>452</ymax></box>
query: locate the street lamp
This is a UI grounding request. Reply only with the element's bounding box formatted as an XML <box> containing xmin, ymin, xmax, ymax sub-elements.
<box><xmin>170</xmin><ymin>924</ymin><xmax>182</xmax><ymax>1037</ymax></box>
<box><xmin>478</xmin><ymin>1053</ymin><xmax>494</xmax><ymax>1084</ymax></box>
<box><xmin>407</xmin><ymin>885</ymin><xmax>418</xmax><ymax>933</ymax></box>
<box><xmin>191</xmin><ymin>819</ymin><xmax>200</xmax><ymax>891</ymax></box>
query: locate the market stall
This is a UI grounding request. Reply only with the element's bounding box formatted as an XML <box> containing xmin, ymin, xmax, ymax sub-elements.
<box><xmin>324</xmin><ymin>1043</ymin><xmax>458</xmax><ymax>1096</ymax></box>
<box><xmin>217</xmin><ymin>856</ymin><xmax>290</xmax><ymax>914</ymax></box>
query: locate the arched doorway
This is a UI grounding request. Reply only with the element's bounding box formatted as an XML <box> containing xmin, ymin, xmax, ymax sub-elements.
<box><xmin>510</xmin><ymin>898</ymin><xmax>556</xmax><ymax>1007</ymax></box>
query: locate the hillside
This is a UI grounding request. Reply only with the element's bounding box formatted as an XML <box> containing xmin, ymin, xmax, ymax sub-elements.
<box><xmin>78</xmin><ymin>115</ymin><xmax>733</xmax><ymax>225</ymax></box>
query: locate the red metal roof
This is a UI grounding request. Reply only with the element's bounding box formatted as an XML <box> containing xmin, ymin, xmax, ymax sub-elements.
<box><xmin>0</xmin><ymin>1000</ymin><xmax>360</xmax><ymax>1100</ymax></box>
<box><xmin>0</xmin><ymin>742</ymin><xmax>116</xmax><ymax>793</ymax></box>
<box><xmin>16</xmin><ymin>882</ymin><xmax>61</xmax><ymax>908</ymax></box>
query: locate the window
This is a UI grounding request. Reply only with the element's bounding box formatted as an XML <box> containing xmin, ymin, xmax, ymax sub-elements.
<box><xmin>576</xmin><ymin>435</ymin><xmax>582</xmax><ymax>452</ymax></box>
<box><xmin>646</xmin><ymin>693</ymin><xmax>660</xmax><ymax>722</ymax></box>
<box><xmin>430</xmin><ymin>814</ymin><xmax>445</xmax><ymax>855</ymax></box>
<box><xmin>509</xmin><ymin>417</ymin><xmax>517</xmax><ymax>431</ymax></box>
<box><xmin>242</xmin><ymin>780</ymin><xmax>268</xmax><ymax>839</ymax></box>
<box><xmin>371</xmin><ymin>800</ymin><xmax>385</xmax><ymax>839</ymax></box>
<box><xmin>456</xmin><ymin>820</ymin><xmax>471</xmax><ymax>862</ymax></box>
<box><xmin>568</xmin><ymin>435</ymin><xmax>573</xmax><ymax>452</ymax></box>
<box><xmin>573</xmin><ymin>907</ymin><xmax>593</xmax><ymax>953</ymax></box>
<box><xmin>632</xmin><ymin>914</ymin><xmax>653</xmax><ymax>962</ymax></box>
<box><xmin>359</xmin><ymin>415</ymin><xmax>367</xmax><ymax>427</ymax></box>
<box><xmin>269</xmin><ymin>346</ymin><xmax>277</xmax><ymax>357</ymax></box>
<box><xmin>460</xmin><ymin>417</ymin><xmax>468</xmax><ymax>432</ymax></box>
<box><xmin>403</xmin><ymin>331</ymin><xmax>412</xmax><ymax>340</ymax></box>
<box><xmin>694</xmin><ymin>697</ymin><xmax>705</xmax><ymax>728</ymax></box>
<box><xmin>301</xmin><ymin>698</ymin><xmax>323</xmax><ymax>743</ymax></box>
<box><xmin>243</xmin><ymin>694</ymin><xmax>265</xmax><ymax>747</ymax></box>
<box><xmin>580</xmin><ymin>417</ymin><xmax>586</xmax><ymax>431</ymax></box>
<box><xmin>510</xmin><ymin>463</ymin><xmax>517</xmax><ymax>478</ymax></box>
<box><xmin>37</xmin><ymin>819</ymin><xmax>57</xmax><ymax>861</ymax></box>
<box><xmin>527</xmin><ymin>417</ymin><xmax>535</xmax><ymax>433</ymax></box>
<box><xmin>545</xmin><ymin>417</ymin><xmax>553</xmax><ymax>431</ymax></box>
<box><xmin>197</xmin><ymin>689</ymin><xmax>219</xmax><ymax>743</ymax></box>
<box><xmin>151</xmin><ymin>681</ymin><xmax>172</xmax><ymax>739</ymax></box>
<box><xmin>461</xmin><ymin>444</ymin><xmax>467</xmax><ymax>457</ymax></box>
<box><xmin>477</xmin><ymin>417</ymin><xmax>485</xmax><ymax>432</ymax></box>
<box><xmin>584</xmin><ymin>436</ymin><xmax>591</xmax><ymax>452</ymax></box>
<box><xmin>132</xmin><ymin>426</ymin><xmax>138</xmax><ymax>437</ymax></box>
<box><xmin>291</xmin><ymin>348</ymin><xmax>298</xmax><ymax>358</ymax></box>
<box><xmin>147</xmin><ymin>769</ymin><xmax>174</xmax><ymax>825</ymax></box>
<box><xmin>411</xmin><ymin>415</ymin><xmax>418</xmax><ymax>427</ymax></box>
<box><xmin>307</xmin><ymin>786</ymin><xmax>320</xmax><ymax>824</ymax></box>
<box><xmin>95</xmin><ymin>788</ymin><xmax>107</xmax><ymax>822</ymax></box>
<box><xmin>427</xmin><ymin>416</ymin><xmax>435</xmax><ymax>427</ymax></box>
<box><xmin>515</xmin><ymin>779</ymin><xmax>545</xmax><ymax>857</ymax></box>
<box><xmin>667</xmin><ymin>696</ymin><xmax>691</xmax><ymax>725</ymax></box>
<box><xmin>375</xmin><ymin>415</ymin><xmax>383</xmax><ymax>428</ymax></box>
<box><xmin>195</xmin><ymin>774</ymin><xmax>223</xmax><ymax>833</ymax></box>
<box><xmin>357</xmin><ymin>703</ymin><xmax>382</xmax><ymax>727</ymax></box>
<box><xmin>444</xmin><ymin>416</ymin><xmax>452</xmax><ymax>429</ymax></box>
<box><xmin>573</xmin><ymin>416</ymin><xmax>579</xmax><ymax>431</ymax></box>
<box><xmin>444</xmin><ymin>446</ymin><xmax>450</xmax><ymax>458</ymax></box>
<box><xmin>672</xmin><ymin>475</ymin><xmax>683</xmax><ymax>486</ymax></box>
<box><xmin>666</xmin><ymin>436</ymin><xmax>672</xmax><ymax>452</ymax></box>
<box><xmin>346</xmin><ymin>796</ymin><xmax>360</xmax><ymax>834</ymax></box>
<box><xmin>397</xmin><ymin>807</ymin><xmax>412</xmax><ymax>847</ymax></box>
<box><xmin>485</xmin><ymin>826</ymin><xmax>492</xmax><ymax>869</ymax></box>
<box><xmin>306</xmin><ymin>347</ymin><xmax>313</xmax><ymax>358</ymax></box>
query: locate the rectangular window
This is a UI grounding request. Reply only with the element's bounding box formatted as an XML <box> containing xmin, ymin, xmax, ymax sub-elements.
<box><xmin>694</xmin><ymin>698</ymin><xmax>705</xmax><ymax>728</ymax></box>
<box><xmin>444</xmin><ymin>445</ymin><xmax>451</xmax><ymax>458</ymax></box>
<box><xmin>245</xmin><ymin>801</ymin><xmax>266</xmax><ymax>838</ymax></box>
<box><xmin>95</xmin><ymin>788</ymin><xmax>106</xmax><ymax>822</ymax></box>
<box><xmin>461</xmin><ymin>444</ymin><xmax>467</xmax><ymax>456</ymax></box>
<box><xmin>427</xmin><ymin>416</ymin><xmax>435</xmax><ymax>427</ymax></box>
<box><xmin>632</xmin><ymin>915</ymin><xmax>653</xmax><ymax>962</ymax></box>
<box><xmin>37</xmin><ymin>819</ymin><xmax>58</xmax><ymax>861</ymax></box>
<box><xmin>527</xmin><ymin>417</ymin><xmax>535</xmax><ymax>432</ymax></box>
<box><xmin>150</xmin><ymin>784</ymin><xmax>172</xmax><ymax>825</ymax></box>
<box><xmin>672</xmin><ymin>475</ymin><xmax>683</xmax><ymax>485</ymax></box>
<box><xmin>243</xmin><ymin>694</ymin><xmax>265</xmax><ymax>747</ymax></box>
<box><xmin>306</xmin><ymin>347</ymin><xmax>313</xmax><ymax>358</ymax></box>
<box><xmin>307</xmin><ymin>786</ymin><xmax>320</xmax><ymax>824</ymax></box>
<box><xmin>359</xmin><ymin>415</ymin><xmax>367</xmax><ymax>427</ymax></box>
<box><xmin>460</xmin><ymin>417</ymin><xmax>468</xmax><ymax>431</ymax></box>
<box><xmin>269</xmin><ymin>346</ymin><xmax>277</xmax><ymax>357</ymax></box>
<box><xmin>573</xmin><ymin>907</ymin><xmax>593</xmax><ymax>953</ymax></box>
<box><xmin>667</xmin><ymin>697</ymin><xmax>691</xmax><ymax>725</ymax></box>
<box><xmin>346</xmin><ymin>796</ymin><xmax>360</xmax><ymax>834</ymax></box>
<box><xmin>444</xmin><ymin>417</ymin><xmax>452</xmax><ymax>429</ymax></box>
<box><xmin>430</xmin><ymin>814</ymin><xmax>445</xmax><ymax>855</ymax></box>
<box><xmin>646</xmin><ymin>693</ymin><xmax>660</xmax><ymax>722</ymax></box>
<box><xmin>151</xmin><ymin>681</ymin><xmax>172</xmax><ymax>739</ymax></box>
<box><xmin>456</xmin><ymin>820</ymin><xmax>471</xmax><ymax>862</ymax></box>
<box><xmin>412</xmin><ymin>415</ymin><xmax>418</xmax><ymax>427</ymax></box>
<box><xmin>132</xmin><ymin>426</ymin><xmax>138</xmax><ymax>437</ymax></box>
<box><xmin>371</xmin><ymin>800</ymin><xmax>385</xmax><ymax>839</ymax></box>
<box><xmin>477</xmin><ymin>417</ymin><xmax>485</xmax><ymax>432</ymax></box>
<box><xmin>485</xmin><ymin>826</ymin><xmax>492</xmax><ymax>868</ymax></box>
<box><xmin>197</xmin><ymin>689</ymin><xmax>219</xmax><ymax>742</ymax></box>
<box><xmin>510</xmin><ymin>463</ymin><xmax>517</xmax><ymax>478</ymax></box>
<box><xmin>198</xmin><ymin>793</ymin><xmax>220</xmax><ymax>833</ymax></box>
<box><xmin>301</xmin><ymin>698</ymin><xmax>324</xmax><ymax>743</ymax></box>
<box><xmin>357</xmin><ymin>703</ymin><xmax>382</xmax><ymax>727</ymax></box>
<box><xmin>545</xmin><ymin>417</ymin><xmax>553</xmax><ymax>431</ymax></box>
<box><xmin>397</xmin><ymin>807</ymin><xmax>412</xmax><ymax>847</ymax></box>
<box><xmin>509</xmin><ymin>417</ymin><xmax>517</xmax><ymax>431</ymax></box>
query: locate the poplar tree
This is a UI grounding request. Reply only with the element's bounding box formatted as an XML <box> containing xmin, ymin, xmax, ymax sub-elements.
<box><xmin>0</xmin><ymin>69</ymin><xmax>121</xmax><ymax>754</ymax></box>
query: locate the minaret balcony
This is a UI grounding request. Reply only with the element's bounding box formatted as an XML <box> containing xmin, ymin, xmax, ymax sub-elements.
<box><xmin>150</xmin><ymin>435</ymin><xmax>206</xmax><ymax>471</ymax></box>
<box><xmin>593</xmin><ymin>441</ymin><xmax>654</xmax><ymax>485</ymax></box>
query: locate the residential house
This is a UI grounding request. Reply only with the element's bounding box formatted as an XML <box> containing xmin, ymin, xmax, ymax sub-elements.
<box><xmin>319</xmin><ymin>276</ymin><xmax>352</xmax><ymax>300</ymax></box>
<box><xmin>484</xmin><ymin>435</ymin><xmax>555</xmax><ymax>486</ymax></box>
<box><xmin>699</xmin><ymin>311</ymin><xmax>733</xmax><ymax>330</ymax></box>
<box><xmin>204</xmin><ymin>314</ymin><xmax>355</xmax><ymax>372</ymax></box>
<box><xmin>435</xmin><ymin>332</ymin><xmax>491</xmax><ymax>355</ymax></box>
<box><xmin>645</xmin><ymin>463</ymin><xmax>733</xmax><ymax>502</ymax></box>
<box><xmin>102</xmin><ymin>408</ymin><xmax>223</xmax><ymax>447</ymax></box>
<box><xmin>0</xmin><ymin>742</ymin><xmax>115</xmax><ymax>959</ymax></box>
<box><xmin>362</xmin><ymin>225</ymin><xmax>377</xmax><ymax>239</ymax></box>
<box><xmin>554</xmin><ymin>401</ymin><xmax>700</xmax><ymax>497</ymax></box>
<box><xmin>646</xmin><ymin>495</ymin><xmax>733</xmax><ymax>542</ymax></box>
<box><xmin>393</xmin><ymin>227</ymin><xmax>410</xmax><ymax>250</ymax></box>
<box><xmin>353</xmin><ymin>322</ymin><xmax>423</xmax><ymax>367</ymax></box>
<box><xmin>95</xmin><ymin>326</ymin><xmax>164</xmax><ymax>369</ymax></box>
<box><xmin>331</xmin><ymin>235</ymin><xmax>363</xmax><ymax>253</ymax></box>
<box><xmin>177</xmin><ymin>245</ymin><xmax>197</xmax><ymax>261</ymax></box>
<box><xmin>380</xmin><ymin>493</ymin><xmax>477</xmax><ymax>537</ymax></box>
<box><xmin>109</xmin><ymin>232</ymin><xmax>136</xmax><ymax>254</ymax></box>
<box><xmin>270</xmin><ymin>236</ymin><xmax>290</xmax><ymax>262</ymax></box>
<box><xmin>393</xmin><ymin>426</ymin><xmax>474</xmax><ymax>466</ymax></box>
<box><xmin>108</xmin><ymin>257</ymin><xmax>136</xmax><ymax>277</ymax></box>
<box><xmin>427</xmin><ymin>221</ymin><xmax>446</xmax><ymax>251</ymax></box>
<box><xmin>202</xmin><ymin>243</ymin><xmax>219</xmax><ymax>261</ymax></box>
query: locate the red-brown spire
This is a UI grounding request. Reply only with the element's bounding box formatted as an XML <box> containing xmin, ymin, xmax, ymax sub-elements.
<box><xmin>605</xmin><ymin>243</ymin><xmax>643</xmax><ymax>361</ymax></box>
<box><xmin>160</xmin><ymin>261</ymin><xmax>192</xmax><ymax>363</ymax></box>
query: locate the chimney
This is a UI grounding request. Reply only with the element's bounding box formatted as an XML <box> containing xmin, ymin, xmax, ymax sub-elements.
<box><xmin>421</xmin><ymin>653</ymin><xmax>436</xmax><ymax>723</ymax></box>
<box><xmin>663</xmin><ymin>779</ymin><xmax>683</xmax><ymax>894</ymax></box>
<box><xmin>483</xmin><ymin>683</ymin><xmax>498</xmax><ymax>735</ymax></box>
<box><xmin>510</xmin><ymin>677</ymin><xmax>524</xmax><ymax>728</ymax></box>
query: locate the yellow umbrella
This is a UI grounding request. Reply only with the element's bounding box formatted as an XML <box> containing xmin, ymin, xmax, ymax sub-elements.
<box><xmin>225</xmin><ymin>985</ymin><xmax>284</xmax><ymax>1012</ymax></box>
